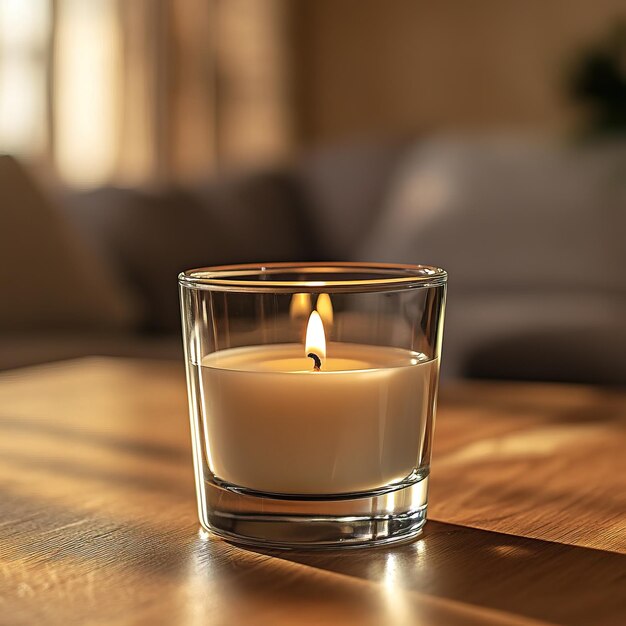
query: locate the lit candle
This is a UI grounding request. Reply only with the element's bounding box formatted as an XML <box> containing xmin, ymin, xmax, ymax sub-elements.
<box><xmin>197</xmin><ymin>307</ymin><xmax>438</xmax><ymax>495</ymax></box>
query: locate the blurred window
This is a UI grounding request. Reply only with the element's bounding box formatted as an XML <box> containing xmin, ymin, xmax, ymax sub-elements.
<box><xmin>0</xmin><ymin>0</ymin><xmax>293</xmax><ymax>187</ymax></box>
<box><xmin>0</xmin><ymin>0</ymin><xmax>50</xmax><ymax>159</ymax></box>
<box><xmin>54</xmin><ymin>0</ymin><xmax>121</xmax><ymax>186</ymax></box>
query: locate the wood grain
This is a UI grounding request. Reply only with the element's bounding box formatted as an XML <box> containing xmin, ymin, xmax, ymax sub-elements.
<box><xmin>0</xmin><ymin>358</ymin><xmax>624</xmax><ymax>626</ymax></box>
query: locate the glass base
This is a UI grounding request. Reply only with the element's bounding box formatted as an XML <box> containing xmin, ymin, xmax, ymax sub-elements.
<box><xmin>197</xmin><ymin>474</ymin><xmax>429</xmax><ymax>549</ymax></box>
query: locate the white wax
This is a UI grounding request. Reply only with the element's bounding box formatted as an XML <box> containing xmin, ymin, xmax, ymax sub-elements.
<box><xmin>197</xmin><ymin>343</ymin><xmax>438</xmax><ymax>495</ymax></box>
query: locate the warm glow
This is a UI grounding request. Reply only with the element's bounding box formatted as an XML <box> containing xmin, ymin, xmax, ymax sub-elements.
<box><xmin>305</xmin><ymin>310</ymin><xmax>326</xmax><ymax>362</ymax></box>
<box><xmin>316</xmin><ymin>293</ymin><xmax>333</xmax><ymax>327</ymax></box>
<box><xmin>289</xmin><ymin>292</ymin><xmax>312</xmax><ymax>319</ymax></box>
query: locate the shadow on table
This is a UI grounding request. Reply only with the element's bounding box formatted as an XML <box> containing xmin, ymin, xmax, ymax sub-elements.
<box><xmin>250</xmin><ymin>521</ymin><xmax>625</xmax><ymax>626</ymax></box>
<box><xmin>3</xmin><ymin>478</ymin><xmax>624</xmax><ymax>626</ymax></box>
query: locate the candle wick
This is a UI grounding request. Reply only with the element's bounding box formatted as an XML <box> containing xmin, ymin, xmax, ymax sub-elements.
<box><xmin>307</xmin><ymin>352</ymin><xmax>322</xmax><ymax>372</ymax></box>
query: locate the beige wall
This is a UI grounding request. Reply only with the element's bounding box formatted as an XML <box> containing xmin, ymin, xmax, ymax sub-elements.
<box><xmin>295</xmin><ymin>0</ymin><xmax>625</xmax><ymax>144</ymax></box>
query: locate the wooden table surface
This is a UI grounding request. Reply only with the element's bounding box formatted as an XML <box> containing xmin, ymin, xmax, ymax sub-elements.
<box><xmin>0</xmin><ymin>358</ymin><xmax>624</xmax><ymax>626</ymax></box>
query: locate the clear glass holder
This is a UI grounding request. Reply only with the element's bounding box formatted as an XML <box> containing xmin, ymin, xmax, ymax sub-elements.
<box><xmin>179</xmin><ymin>262</ymin><xmax>446</xmax><ymax>549</ymax></box>
<box><xmin>198</xmin><ymin>473</ymin><xmax>429</xmax><ymax>549</ymax></box>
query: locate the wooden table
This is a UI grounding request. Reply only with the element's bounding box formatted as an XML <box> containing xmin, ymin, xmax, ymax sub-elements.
<box><xmin>0</xmin><ymin>358</ymin><xmax>624</xmax><ymax>626</ymax></box>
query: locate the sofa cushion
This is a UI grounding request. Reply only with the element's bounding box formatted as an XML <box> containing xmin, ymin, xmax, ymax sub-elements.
<box><xmin>443</xmin><ymin>292</ymin><xmax>626</xmax><ymax>384</ymax></box>
<box><xmin>297</xmin><ymin>139</ymin><xmax>408</xmax><ymax>260</ymax></box>
<box><xmin>64</xmin><ymin>169</ymin><xmax>312</xmax><ymax>332</ymax></box>
<box><xmin>358</xmin><ymin>137</ymin><xmax>626</xmax><ymax>293</ymax></box>
<box><xmin>0</xmin><ymin>156</ymin><xmax>139</xmax><ymax>332</ymax></box>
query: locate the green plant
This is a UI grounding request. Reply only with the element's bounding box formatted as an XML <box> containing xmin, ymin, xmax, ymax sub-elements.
<box><xmin>568</xmin><ymin>20</ymin><xmax>626</xmax><ymax>137</ymax></box>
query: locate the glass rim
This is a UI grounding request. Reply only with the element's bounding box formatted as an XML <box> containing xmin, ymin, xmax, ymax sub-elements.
<box><xmin>178</xmin><ymin>262</ymin><xmax>447</xmax><ymax>293</ymax></box>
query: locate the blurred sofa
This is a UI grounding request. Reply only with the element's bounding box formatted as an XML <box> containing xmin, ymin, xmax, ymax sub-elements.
<box><xmin>1</xmin><ymin>136</ymin><xmax>625</xmax><ymax>384</ymax></box>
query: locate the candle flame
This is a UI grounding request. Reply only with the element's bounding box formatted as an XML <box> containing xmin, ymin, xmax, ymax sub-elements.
<box><xmin>289</xmin><ymin>292</ymin><xmax>312</xmax><ymax>319</ymax></box>
<box><xmin>305</xmin><ymin>310</ymin><xmax>326</xmax><ymax>362</ymax></box>
<box><xmin>316</xmin><ymin>293</ymin><xmax>333</xmax><ymax>327</ymax></box>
